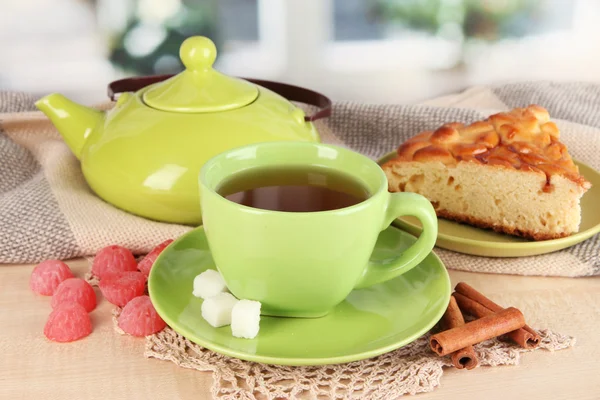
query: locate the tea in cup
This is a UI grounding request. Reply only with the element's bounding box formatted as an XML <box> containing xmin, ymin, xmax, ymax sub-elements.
<box><xmin>199</xmin><ymin>142</ymin><xmax>438</xmax><ymax>318</ymax></box>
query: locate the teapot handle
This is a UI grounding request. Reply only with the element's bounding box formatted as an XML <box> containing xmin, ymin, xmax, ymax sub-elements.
<box><xmin>107</xmin><ymin>75</ymin><xmax>332</xmax><ymax>122</ymax></box>
<box><xmin>240</xmin><ymin>78</ymin><xmax>331</xmax><ymax>122</ymax></box>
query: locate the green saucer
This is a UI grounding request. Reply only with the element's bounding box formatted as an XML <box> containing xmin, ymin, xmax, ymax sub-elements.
<box><xmin>379</xmin><ymin>152</ymin><xmax>600</xmax><ymax>257</ymax></box>
<box><xmin>148</xmin><ymin>225</ymin><xmax>450</xmax><ymax>366</ymax></box>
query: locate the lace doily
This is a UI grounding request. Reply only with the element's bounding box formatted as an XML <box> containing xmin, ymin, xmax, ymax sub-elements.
<box><xmin>143</xmin><ymin>326</ymin><xmax>574</xmax><ymax>399</ymax></box>
<box><xmin>87</xmin><ymin>259</ymin><xmax>575</xmax><ymax>399</ymax></box>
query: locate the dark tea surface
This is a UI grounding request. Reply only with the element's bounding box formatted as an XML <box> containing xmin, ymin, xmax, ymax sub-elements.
<box><xmin>216</xmin><ymin>166</ymin><xmax>369</xmax><ymax>212</ymax></box>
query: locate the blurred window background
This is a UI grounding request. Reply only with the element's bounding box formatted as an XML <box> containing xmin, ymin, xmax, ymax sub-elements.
<box><xmin>1</xmin><ymin>0</ymin><xmax>599</xmax><ymax>105</ymax></box>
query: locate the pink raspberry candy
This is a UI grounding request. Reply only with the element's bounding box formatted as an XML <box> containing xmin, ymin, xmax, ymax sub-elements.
<box><xmin>51</xmin><ymin>278</ymin><xmax>97</xmax><ymax>312</ymax></box>
<box><xmin>44</xmin><ymin>303</ymin><xmax>92</xmax><ymax>343</ymax></box>
<box><xmin>118</xmin><ymin>295</ymin><xmax>166</xmax><ymax>337</ymax></box>
<box><xmin>99</xmin><ymin>271</ymin><xmax>146</xmax><ymax>307</ymax></box>
<box><xmin>138</xmin><ymin>239</ymin><xmax>173</xmax><ymax>278</ymax></box>
<box><xmin>92</xmin><ymin>245</ymin><xmax>137</xmax><ymax>280</ymax></box>
<box><xmin>30</xmin><ymin>260</ymin><xmax>74</xmax><ymax>296</ymax></box>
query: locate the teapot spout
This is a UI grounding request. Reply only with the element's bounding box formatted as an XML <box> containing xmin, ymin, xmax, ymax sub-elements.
<box><xmin>35</xmin><ymin>94</ymin><xmax>103</xmax><ymax>159</ymax></box>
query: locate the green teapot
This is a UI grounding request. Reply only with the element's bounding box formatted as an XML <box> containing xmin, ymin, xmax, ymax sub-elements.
<box><xmin>35</xmin><ymin>36</ymin><xmax>330</xmax><ymax>225</ymax></box>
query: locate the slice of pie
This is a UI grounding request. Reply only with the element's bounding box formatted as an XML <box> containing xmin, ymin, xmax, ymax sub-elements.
<box><xmin>381</xmin><ymin>105</ymin><xmax>591</xmax><ymax>240</ymax></box>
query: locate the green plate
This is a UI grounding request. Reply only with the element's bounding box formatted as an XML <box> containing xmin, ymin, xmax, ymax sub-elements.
<box><xmin>378</xmin><ymin>152</ymin><xmax>600</xmax><ymax>257</ymax></box>
<box><xmin>148</xmin><ymin>225</ymin><xmax>450</xmax><ymax>366</ymax></box>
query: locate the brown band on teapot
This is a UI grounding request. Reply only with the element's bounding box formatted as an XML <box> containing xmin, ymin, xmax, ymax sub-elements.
<box><xmin>240</xmin><ymin>78</ymin><xmax>332</xmax><ymax>121</ymax></box>
<box><xmin>107</xmin><ymin>75</ymin><xmax>332</xmax><ymax>122</ymax></box>
<box><xmin>107</xmin><ymin>74</ymin><xmax>172</xmax><ymax>101</ymax></box>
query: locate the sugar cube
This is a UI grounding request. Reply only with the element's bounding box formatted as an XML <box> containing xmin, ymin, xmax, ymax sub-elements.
<box><xmin>201</xmin><ymin>292</ymin><xmax>239</xmax><ymax>328</ymax></box>
<box><xmin>231</xmin><ymin>299</ymin><xmax>261</xmax><ymax>339</ymax></box>
<box><xmin>192</xmin><ymin>269</ymin><xmax>228</xmax><ymax>299</ymax></box>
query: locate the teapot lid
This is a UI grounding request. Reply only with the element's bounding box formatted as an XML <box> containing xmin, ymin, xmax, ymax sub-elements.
<box><xmin>142</xmin><ymin>36</ymin><xmax>258</xmax><ymax>113</ymax></box>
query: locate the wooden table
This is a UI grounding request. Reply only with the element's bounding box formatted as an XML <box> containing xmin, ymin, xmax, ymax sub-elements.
<box><xmin>2</xmin><ymin>258</ymin><xmax>599</xmax><ymax>399</ymax></box>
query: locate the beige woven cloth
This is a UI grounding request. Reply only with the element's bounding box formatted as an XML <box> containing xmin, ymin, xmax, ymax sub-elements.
<box><xmin>1</xmin><ymin>83</ymin><xmax>599</xmax><ymax>276</ymax></box>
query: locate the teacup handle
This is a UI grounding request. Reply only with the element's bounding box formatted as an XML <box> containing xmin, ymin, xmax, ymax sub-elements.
<box><xmin>354</xmin><ymin>192</ymin><xmax>438</xmax><ymax>289</ymax></box>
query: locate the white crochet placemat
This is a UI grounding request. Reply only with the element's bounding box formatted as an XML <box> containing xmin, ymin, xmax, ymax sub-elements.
<box><xmin>140</xmin><ymin>326</ymin><xmax>573</xmax><ymax>399</ymax></box>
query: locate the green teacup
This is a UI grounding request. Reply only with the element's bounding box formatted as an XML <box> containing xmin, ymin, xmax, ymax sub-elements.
<box><xmin>199</xmin><ymin>142</ymin><xmax>438</xmax><ymax>318</ymax></box>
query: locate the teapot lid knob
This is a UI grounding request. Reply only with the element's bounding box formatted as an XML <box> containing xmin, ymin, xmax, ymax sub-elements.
<box><xmin>180</xmin><ymin>36</ymin><xmax>217</xmax><ymax>71</ymax></box>
<box><xmin>142</xmin><ymin>35</ymin><xmax>258</xmax><ymax>113</ymax></box>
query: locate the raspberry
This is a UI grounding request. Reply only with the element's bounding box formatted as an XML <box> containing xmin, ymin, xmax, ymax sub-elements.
<box><xmin>118</xmin><ymin>295</ymin><xmax>166</xmax><ymax>337</ymax></box>
<box><xmin>92</xmin><ymin>245</ymin><xmax>137</xmax><ymax>280</ymax></box>
<box><xmin>51</xmin><ymin>278</ymin><xmax>97</xmax><ymax>312</ymax></box>
<box><xmin>99</xmin><ymin>271</ymin><xmax>146</xmax><ymax>307</ymax></box>
<box><xmin>138</xmin><ymin>239</ymin><xmax>173</xmax><ymax>277</ymax></box>
<box><xmin>30</xmin><ymin>260</ymin><xmax>74</xmax><ymax>296</ymax></box>
<box><xmin>44</xmin><ymin>303</ymin><xmax>92</xmax><ymax>342</ymax></box>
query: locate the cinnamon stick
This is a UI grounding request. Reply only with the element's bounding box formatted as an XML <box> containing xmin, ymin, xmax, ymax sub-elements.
<box><xmin>455</xmin><ymin>282</ymin><xmax>540</xmax><ymax>349</ymax></box>
<box><xmin>430</xmin><ymin>307</ymin><xmax>526</xmax><ymax>356</ymax></box>
<box><xmin>441</xmin><ymin>297</ymin><xmax>478</xmax><ymax>370</ymax></box>
<box><xmin>453</xmin><ymin>293</ymin><xmax>494</xmax><ymax>318</ymax></box>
